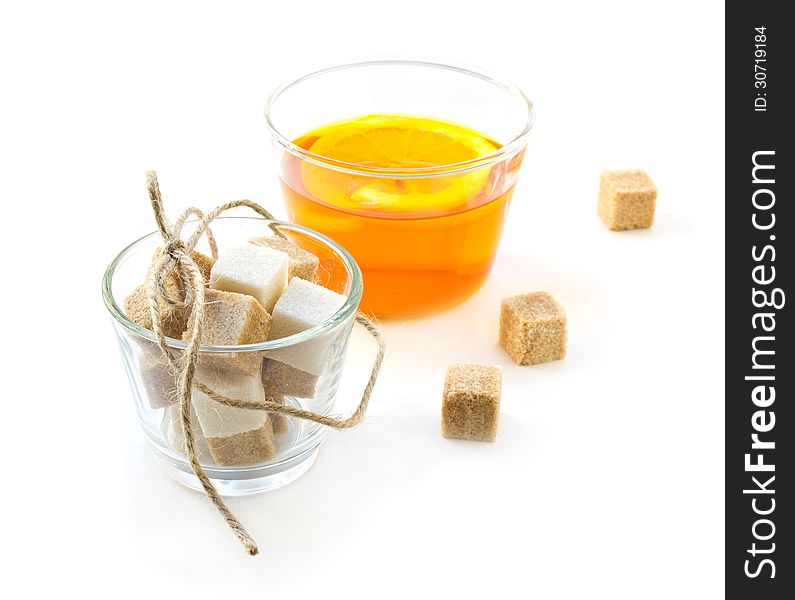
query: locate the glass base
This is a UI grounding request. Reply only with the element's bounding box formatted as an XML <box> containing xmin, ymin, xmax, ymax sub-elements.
<box><xmin>151</xmin><ymin>435</ymin><xmax>323</xmax><ymax>496</ymax></box>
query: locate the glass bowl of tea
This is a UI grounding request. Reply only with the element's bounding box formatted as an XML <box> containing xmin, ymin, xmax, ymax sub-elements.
<box><xmin>266</xmin><ymin>60</ymin><xmax>534</xmax><ymax>318</ymax></box>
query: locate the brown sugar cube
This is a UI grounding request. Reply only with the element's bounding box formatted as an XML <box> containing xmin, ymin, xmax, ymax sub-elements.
<box><xmin>249</xmin><ymin>236</ymin><xmax>320</xmax><ymax>281</ymax></box>
<box><xmin>500</xmin><ymin>292</ymin><xmax>567</xmax><ymax>365</ymax></box>
<box><xmin>185</xmin><ymin>289</ymin><xmax>272</xmax><ymax>376</ymax></box>
<box><xmin>161</xmin><ymin>248</ymin><xmax>214</xmax><ymax>283</ymax></box>
<box><xmin>123</xmin><ymin>249</ymin><xmax>215</xmax><ymax>339</ymax></box>
<box><xmin>153</xmin><ymin>247</ymin><xmax>215</xmax><ymax>283</ymax></box>
<box><xmin>260</xmin><ymin>358</ymin><xmax>317</xmax><ymax>438</ymax></box>
<box><xmin>205</xmin><ymin>421</ymin><xmax>276</xmax><ymax>466</ymax></box>
<box><xmin>192</xmin><ymin>370</ymin><xmax>277</xmax><ymax>466</ymax></box>
<box><xmin>189</xmin><ymin>250</ymin><xmax>216</xmax><ymax>282</ymax></box>
<box><xmin>261</xmin><ymin>358</ymin><xmax>318</xmax><ymax>399</ymax></box>
<box><xmin>124</xmin><ymin>284</ymin><xmax>190</xmax><ymax>339</ymax></box>
<box><xmin>442</xmin><ymin>364</ymin><xmax>502</xmax><ymax>442</ymax></box>
<box><xmin>598</xmin><ymin>170</ymin><xmax>657</xmax><ymax>231</ymax></box>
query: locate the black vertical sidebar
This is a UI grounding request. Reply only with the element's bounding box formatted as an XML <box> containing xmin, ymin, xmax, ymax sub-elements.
<box><xmin>726</xmin><ymin>3</ymin><xmax>792</xmax><ymax>599</ymax></box>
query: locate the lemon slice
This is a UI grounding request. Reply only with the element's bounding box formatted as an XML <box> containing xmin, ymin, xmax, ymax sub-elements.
<box><xmin>297</xmin><ymin>114</ymin><xmax>500</xmax><ymax>215</ymax></box>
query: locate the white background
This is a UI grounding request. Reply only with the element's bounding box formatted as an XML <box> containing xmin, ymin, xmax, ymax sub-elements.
<box><xmin>0</xmin><ymin>1</ymin><xmax>725</xmax><ymax>598</ymax></box>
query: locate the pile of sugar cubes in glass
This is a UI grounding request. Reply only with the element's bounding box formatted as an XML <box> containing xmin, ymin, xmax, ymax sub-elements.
<box><xmin>124</xmin><ymin>235</ymin><xmax>346</xmax><ymax>466</ymax></box>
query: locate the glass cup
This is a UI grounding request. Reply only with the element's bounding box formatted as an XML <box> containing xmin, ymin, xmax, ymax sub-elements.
<box><xmin>103</xmin><ymin>217</ymin><xmax>363</xmax><ymax>495</ymax></box>
<box><xmin>265</xmin><ymin>60</ymin><xmax>534</xmax><ymax>318</ymax></box>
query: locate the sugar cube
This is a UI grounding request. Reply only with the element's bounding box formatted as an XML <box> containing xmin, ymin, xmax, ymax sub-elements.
<box><xmin>249</xmin><ymin>236</ymin><xmax>320</xmax><ymax>281</ymax></box>
<box><xmin>191</xmin><ymin>370</ymin><xmax>276</xmax><ymax>466</ymax></box>
<box><xmin>598</xmin><ymin>169</ymin><xmax>657</xmax><ymax>231</ymax></box>
<box><xmin>138</xmin><ymin>346</ymin><xmax>178</xmax><ymax>408</ymax></box>
<box><xmin>124</xmin><ymin>284</ymin><xmax>189</xmax><ymax>339</ymax></box>
<box><xmin>184</xmin><ymin>288</ymin><xmax>271</xmax><ymax>375</ymax></box>
<box><xmin>210</xmin><ymin>243</ymin><xmax>289</xmax><ymax>313</ymax></box>
<box><xmin>123</xmin><ymin>249</ymin><xmax>215</xmax><ymax>338</ymax></box>
<box><xmin>500</xmin><ymin>292</ymin><xmax>567</xmax><ymax>365</ymax></box>
<box><xmin>261</xmin><ymin>358</ymin><xmax>318</xmax><ymax>399</ymax></box>
<box><xmin>205</xmin><ymin>422</ymin><xmax>275</xmax><ymax>467</ymax></box>
<box><xmin>441</xmin><ymin>364</ymin><xmax>502</xmax><ymax>442</ymax></box>
<box><xmin>267</xmin><ymin>277</ymin><xmax>348</xmax><ymax>375</ymax></box>
<box><xmin>166</xmin><ymin>403</ymin><xmax>213</xmax><ymax>463</ymax></box>
<box><xmin>190</xmin><ymin>250</ymin><xmax>216</xmax><ymax>282</ymax></box>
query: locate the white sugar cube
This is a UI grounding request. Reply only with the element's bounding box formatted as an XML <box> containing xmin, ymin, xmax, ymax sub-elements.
<box><xmin>191</xmin><ymin>371</ymin><xmax>269</xmax><ymax>439</ymax></box>
<box><xmin>209</xmin><ymin>243</ymin><xmax>289</xmax><ymax>313</ymax></box>
<box><xmin>267</xmin><ymin>278</ymin><xmax>348</xmax><ymax>375</ymax></box>
<box><xmin>190</xmin><ymin>371</ymin><xmax>276</xmax><ymax>465</ymax></box>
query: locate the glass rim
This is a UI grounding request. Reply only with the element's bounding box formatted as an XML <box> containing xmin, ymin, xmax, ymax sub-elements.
<box><xmin>102</xmin><ymin>216</ymin><xmax>364</xmax><ymax>353</ymax></box>
<box><xmin>264</xmin><ymin>59</ymin><xmax>535</xmax><ymax>179</ymax></box>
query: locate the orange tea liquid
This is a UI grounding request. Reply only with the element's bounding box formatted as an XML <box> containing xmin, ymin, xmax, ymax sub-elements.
<box><xmin>280</xmin><ymin>114</ymin><xmax>523</xmax><ymax>317</ymax></box>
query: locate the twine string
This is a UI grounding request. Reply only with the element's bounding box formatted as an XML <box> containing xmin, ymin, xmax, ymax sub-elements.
<box><xmin>183</xmin><ymin>199</ymin><xmax>286</xmax><ymax>255</ymax></box>
<box><xmin>143</xmin><ymin>170</ymin><xmax>385</xmax><ymax>556</ymax></box>
<box><xmin>174</xmin><ymin>206</ymin><xmax>219</xmax><ymax>259</ymax></box>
